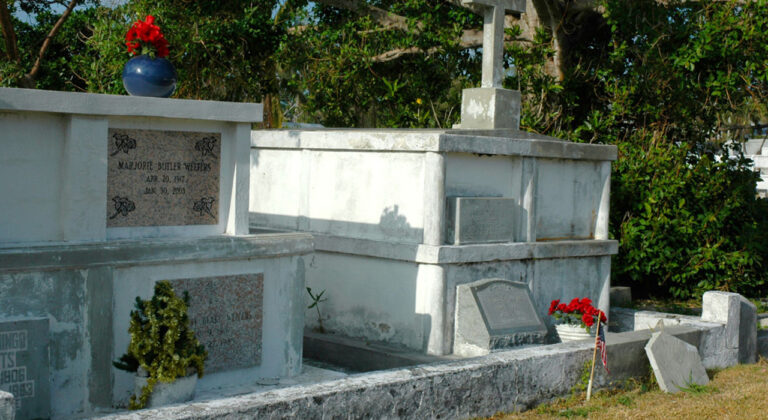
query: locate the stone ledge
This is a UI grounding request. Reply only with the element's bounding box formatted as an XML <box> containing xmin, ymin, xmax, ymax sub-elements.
<box><xmin>251</xmin><ymin>129</ymin><xmax>617</xmax><ymax>161</ymax></box>
<box><xmin>93</xmin><ymin>326</ymin><xmax>701</xmax><ymax>420</ymax></box>
<box><xmin>313</xmin><ymin>234</ymin><xmax>618</xmax><ymax>264</ymax></box>
<box><xmin>0</xmin><ymin>233</ymin><xmax>313</xmax><ymax>273</ymax></box>
<box><xmin>0</xmin><ymin>87</ymin><xmax>262</xmax><ymax>123</ymax></box>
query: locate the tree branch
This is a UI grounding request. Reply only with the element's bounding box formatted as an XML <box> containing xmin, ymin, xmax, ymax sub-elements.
<box><xmin>24</xmin><ymin>0</ymin><xmax>78</xmax><ymax>86</ymax></box>
<box><xmin>314</xmin><ymin>0</ymin><xmax>419</xmax><ymax>31</ymax></box>
<box><xmin>0</xmin><ymin>0</ymin><xmax>19</xmax><ymax>62</ymax></box>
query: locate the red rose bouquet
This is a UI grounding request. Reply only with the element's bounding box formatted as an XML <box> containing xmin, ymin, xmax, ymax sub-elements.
<box><xmin>548</xmin><ymin>297</ymin><xmax>606</xmax><ymax>332</ymax></box>
<box><xmin>125</xmin><ymin>15</ymin><xmax>169</xmax><ymax>58</ymax></box>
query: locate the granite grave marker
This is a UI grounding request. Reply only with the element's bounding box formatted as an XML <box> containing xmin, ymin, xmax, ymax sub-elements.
<box><xmin>168</xmin><ymin>274</ymin><xmax>264</xmax><ymax>372</ymax></box>
<box><xmin>446</xmin><ymin>197</ymin><xmax>516</xmax><ymax>244</ymax></box>
<box><xmin>0</xmin><ymin>318</ymin><xmax>50</xmax><ymax>420</ymax></box>
<box><xmin>645</xmin><ymin>330</ymin><xmax>709</xmax><ymax>393</ymax></box>
<box><xmin>454</xmin><ymin>279</ymin><xmax>547</xmax><ymax>356</ymax></box>
<box><xmin>107</xmin><ymin>128</ymin><xmax>221</xmax><ymax>227</ymax></box>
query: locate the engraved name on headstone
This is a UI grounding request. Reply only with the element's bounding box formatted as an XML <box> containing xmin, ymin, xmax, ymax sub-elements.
<box><xmin>107</xmin><ymin>128</ymin><xmax>221</xmax><ymax>227</ymax></box>
<box><xmin>0</xmin><ymin>318</ymin><xmax>50</xmax><ymax>420</ymax></box>
<box><xmin>168</xmin><ymin>274</ymin><xmax>264</xmax><ymax>373</ymax></box>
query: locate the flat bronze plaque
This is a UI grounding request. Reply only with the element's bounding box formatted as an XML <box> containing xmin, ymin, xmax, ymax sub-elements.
<box><xmin>107</xmin><ymin>128</ymin><xmax>220</xmax><ymax>227</ymax></box>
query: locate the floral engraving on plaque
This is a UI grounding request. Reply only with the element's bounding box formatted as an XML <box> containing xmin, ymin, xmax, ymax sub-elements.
<box><xmin>110</xmin><ymin>133</ymin><xmax>137</xmax><ymax>156</ymax></box>
<box><xmin>109</xmin><ymin>196</ymin><xmax>136</xmax><ymax>219</ymax></box>
<box><xmin>193</xmin><ymin>197</ymin><xmax>216</xmax><ymax>219</ymax></box>
<box><xmin>195</xmin><ymin>136</ymin><xmax>218</xmax><ymax>159</ymax></box>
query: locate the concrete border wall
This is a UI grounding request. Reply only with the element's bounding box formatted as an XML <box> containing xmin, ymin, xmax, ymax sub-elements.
<box><xmin>94</xmin><ymin>326</ymin><xmax>703</xmax><ymax>420</ymax></box>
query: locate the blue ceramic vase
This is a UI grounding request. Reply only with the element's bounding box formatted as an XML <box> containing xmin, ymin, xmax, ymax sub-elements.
<box><xmin>122</xmin><ymin>54</ymin><xmax>177</xmax><ymax>98</ymax></box>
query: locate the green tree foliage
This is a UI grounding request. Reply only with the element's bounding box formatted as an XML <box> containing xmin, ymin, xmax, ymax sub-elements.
<box><xmin>0</xmin><ymin>1</ymin><xmax>96</xmax><ymax>89</ymax></box>
<box><xmin>4</xmin><ymin>0</ymin><xmax>768</xmax><ymax>297</ymax></box>
<box><xmin>77</xmin><ymin>0</ymin><xmax>284</xmax><ymax>101</ymax></box>
<box><xmin>276</xmin><ymin>0</ymin><xmax>479</xmax><ymax>127</ymax></box>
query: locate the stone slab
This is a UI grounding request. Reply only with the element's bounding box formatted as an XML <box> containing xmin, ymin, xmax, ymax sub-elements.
<box><xmin>460</xmin><ymin>88</ymin><xmax>520</xmax><ymax>129</ymax></box>
<box><xmin>454</xmin><ymin>279</ymin><xmax>546</xmax><ymax>356</ymax></box>
<box><xmin>168</xmin><ymin>274</ymin><xmax>264</xmax><ymax>373</ymax></box>
<box><xmin>739</xmin><ymin>295</ymin><xmax>757</xmax><ymax>364</ymax></box>
<box><xmin>445</xmin><ymin>197</ymin><xmax>516</xmax><ymax>245</ymax></box>
<box><xmin>0</xmin><ymin>87</ymin><xmax>262</xmax><ymax>123</ymax></box>
<box><xmin>610</xmin><ymin>286</ymin><xmax>631</xmax><ymax>307</ymax></box>
<box><xmin>0</xmin><ymin>318</ymin><xmax>50</xmax><ymax>420</ymax></box>
<box><xmin>107</xmin><ymin>128</ymin><xmax>220</xmax><ymax>228</ymax></box>
<box><xmin>645</xmin><ymin>330</ymin><xmax>709</xmax><ymax>393</ymax></box>
<box><xmin>0</xmin><ymin>390</ymin><xmax>13</xmax><ymax>420</ymax></box>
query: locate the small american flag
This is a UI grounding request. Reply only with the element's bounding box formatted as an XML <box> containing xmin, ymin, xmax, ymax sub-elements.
<box><xmin>597</xmin><ymin>321</ymin><xmax>609</xmax><ymax>373</ymax></box>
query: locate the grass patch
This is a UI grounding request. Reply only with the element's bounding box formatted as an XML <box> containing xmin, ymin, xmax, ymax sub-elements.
<box><xmin>489</xmin><ymin>358</ymin><xmax>768</xmax><ymax>420</ymax></box>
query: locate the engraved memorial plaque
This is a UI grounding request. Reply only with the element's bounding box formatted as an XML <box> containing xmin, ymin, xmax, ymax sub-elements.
<box><xmin>107</xmin><ymin>128</ymin><xmax>220</xmax><ymax>227</ymax></box>
<box><xmin>454</xmin><ymin>279</ymin><xmax>547</xmax><ymax>356</ymax></box>
<box><xmin>472</xmin><ymin>281</ymin><xmax>540</xmax><ymax>333</ymax></box>
<box><xmin>0</xmin><ymin>318</ymin><xmax>50</xmax><ymax>420</ymax></box>
<box><xmin>445</xmin><ymin>197</ymin><xmax>516</xmax><ymax>245</ymax></box>
<box><xmin>168</xmin><ymin>274</ymin><xmax>264</xmax><ymax>373</ymax></box>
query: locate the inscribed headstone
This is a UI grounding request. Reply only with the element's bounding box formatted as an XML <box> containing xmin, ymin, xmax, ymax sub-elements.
<box><xmin>107</xmin><ymin>128</ymin><xmax>220</xmax><ymax>227</ymax></box>
<box><xmin>645</xmin><ymin>331</ymin><xmax>709</xmax><ymax>393</ymax></box>
<box><xmin>168</xmin><ymin>274</ymin><xmax>263</xmax><ymax>372</ymax></box>
<box><xmin>454</xmin><ymin>279</ymin><xmax>546</xmax><ymax>357</ymax></box>
<box><xmin>0</xmin><ymin>318</ymin><xmax>50</xmax><ymax>420</ymax></box>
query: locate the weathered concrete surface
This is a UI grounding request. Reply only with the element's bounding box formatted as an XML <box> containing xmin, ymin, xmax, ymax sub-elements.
<box><xmin>93</xmin><ymin>326</ymin><xmax>702</xmax><ymax>420</ymax></box>
<box><xmin>0</xmin><ymin>234</ymin><xmax>312</xmax><ymax>419</ymax></box>
<box><xmin>445</xmin><ymin>197</ymin><xmax>517</xmax><ymax>244</ymax></box>
<box><xmin>702</xmin><ymin>291</ymin><xmax>757</xmax><ymax>364</ymax></box>
<box><xmin>0</xmin><ymin>390</ymin><xmax>14</xmax><ymax>420</ymax></box>
<box><xmin>758</xmin><ymin>329</ymin><xmax>768</xmax><ymax>358</ymax></box>
<box><xmin>610</xmin><ymin>286</ymin><xmax>631</xmax><ymax>307</ymax></box>
<box><xmin>0</xmin><ymin>234</ymin><xmax>313</xmax><ymax>272</ymax></box>
<box><xmin>460</xmin><ymin>88</ymin><xmax>520</xmax><ymax>129</ymax></box>
<box><xmin>646</xmin><ymin>331</ymin><xmax>709</xmax><ymax>393</ymax></box>
<box><xmin>610</xmin><ymin>296</ymin><xmax>759</xmax><ymax>370</ymax></box>
<box><xmin>0</xmin><ymin>87</ymin><xmax>262</xmax><ymax>122</ymax></box>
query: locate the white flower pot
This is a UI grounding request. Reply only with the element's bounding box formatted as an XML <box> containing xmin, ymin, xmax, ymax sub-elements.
<box><xmin>134</xmin><ymin>369</ymin><xmax>197</xmax><ymax>408</ymax></box>
<box><xmin>555</xmin><ymin>323</ymin><xmax>594</xmax><ymax>342</ymax></box>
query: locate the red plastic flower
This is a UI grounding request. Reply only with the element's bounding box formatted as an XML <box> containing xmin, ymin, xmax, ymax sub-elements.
<box><xmin>124</xmin><ymin>15</ymin><xmax>170</xmax><ymax>58</ymax></box>
<box><xmin>548</xmin><ymin>299</ymin><xmax>560</xmax><ymax>315</ymax></box>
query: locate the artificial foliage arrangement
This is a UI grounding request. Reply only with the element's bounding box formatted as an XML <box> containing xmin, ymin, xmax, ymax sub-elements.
<box><xmin>548</xmin><ymin>297</ymin><xmax>607</xmax><ymax>332</ymax></box>
<box><xmin>124</xmin><ymin>15</ymin><xmax>169</xmax><ymax>58</ymax></box>
<box><xmin>113</xmin><ymin>281</ymin><xmax>207</xmax><ymax>409</ymax></box>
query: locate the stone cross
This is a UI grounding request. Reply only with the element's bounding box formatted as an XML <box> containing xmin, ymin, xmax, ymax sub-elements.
<box><xmin>462</xmin><ymin>0</ymin><xmax>526</xmax><ymax>88</ymax></box>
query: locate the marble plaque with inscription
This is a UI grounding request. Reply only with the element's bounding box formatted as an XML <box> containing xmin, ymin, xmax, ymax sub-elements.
<box><xmin>445</xmin><ymin>197</ymin><xmax>516</xmax><ymax>245</ymax></box>
<box><xmin>107</xmin><ymin>128</ymin><xmax>221</xmax><ymax>227</ymax></box>
<box><xmin>0</xmin><ymin>318</ymin><xmax>50</xmax><ymax>420</ymax></box>
<box><xmin>168</xmin><ymin>274</ymin><xmax>263</xmax><ymax>373</ymax></box>
<box><xmin>454</xmin><ymin>279</ymin><xmax>547</xmax><ymax>357</ymax></box>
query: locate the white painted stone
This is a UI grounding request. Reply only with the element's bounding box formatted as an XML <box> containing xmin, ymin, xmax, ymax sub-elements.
<box><xmin>0</xmin><ymin>87</ymin><xmax>261</xmax><ymax>122</ymax></box>
<box><xmin>645</xmin><ymin>331</ymin><xmax>709</xmax><ymax>393</ymax></box>
<box><xmin>453</xmin><ymin>279</ymin><xmax>546</xmax><ymax>356</ymax></box>
<box><xmin>0</xmin><ymin>88</ymin><xmax>261</xmax><ymax>246</ymax></box>
<box><xmin>701</xmin><ymin>291</ymin><xmax>757</xmax><ymax>363</ymax></box>
<box><xmin>0</xmin><ymin>390</ymin><xmax>13</xmax><ymax>420</ymax></box>
<box><xmin>252</xmin><ymin>129</ymin><xmax>617</xmax><ymax>354</ymax></box>
<box><xmin>134</xmin><ymin>371</ymin><xmax>197</xmax><ymax>408</ymax></box>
